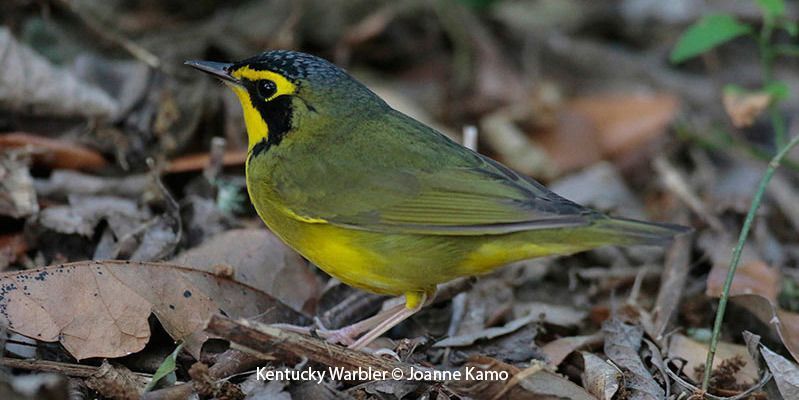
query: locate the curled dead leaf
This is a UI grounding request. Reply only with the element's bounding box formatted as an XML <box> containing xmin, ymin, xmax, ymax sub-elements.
<box><xmin>722</xmin><ymin>90</ymin><xmax>771</xmax><ymax>128</ymax></box>
<box><xmin>0</xmin><ymin>260</ymin><xmax>307</xmax><ymax>360</ymax></box>
<box><xmin>581</xmin><ymin>352</ymin><xmax>621</xmax><ymax>400</ymax></box>
<box><xmin>761</xmin><ymin>345</ymin><xmax>799</xmax><ymax>399</ymax></box>
<box><xmin>541</xmin><ymin>332</ymin><xmax>604</xmax><ymax>367</ymax></box>
<box><xmin>603</xmin><ymin>318</ymin><xmax>664</xmax><ymax>399</ymax></box>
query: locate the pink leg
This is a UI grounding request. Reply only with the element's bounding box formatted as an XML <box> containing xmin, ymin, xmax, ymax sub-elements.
<box><xmin>348</xmin><ymin>293</ymin><xmax>427</xmax><ymax>350</ymax></box>
<box><xmin>314</xmin><ymin>303</ymin><xmax>405</xmax><ymax>345</ymax></box>
<box><xmin>270</xmin><ymin>303</ymin><xmax>405</xmax><ymax>346</ymax></box>
<box><xmin>271</xmin><ymin>291</ymin><xmax>431</xmax><ymax>350</ymax></box>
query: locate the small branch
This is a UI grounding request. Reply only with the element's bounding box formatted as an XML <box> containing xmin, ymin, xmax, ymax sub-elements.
<box><xmin>52</xmin><ymin>0</ymin><xmax>161</xmax><ymax>69</ymax></box>
<box><xmin>654</xmin><ymin>156</ymin><xmax>724</xmax><ymax>232</ymax></box>
<box><xmin>142</xmin><ymin>349</ymin><xmax>262</xmax><ymax>400</ymax></box>
<box><xmin>0</xmin><ymin>357</ymin><xmax>151</xmax><ymax>379</ymax></box>
<box><xmin>701</xmin><ymin>132</ymin><xmax>799</xmax><ymax>391</ymax></box>
<box><xmin>652</xmin><ymin>225</ymin><xmax>692</xmax><ymax>342</ymax></box>
<box><xmin>204</xmin><ymin>314</ymin><xmax>434</xmax><ymax>379</ymax></box>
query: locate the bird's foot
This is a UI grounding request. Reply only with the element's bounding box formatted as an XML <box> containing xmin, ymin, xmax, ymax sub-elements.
<box><xmin>269</xmin><ymin>319</ymin><xmax>363</xmax><ymax>346</ymax></box>
<box><xmin>309</xmin><ymin>317</ymin><xmax>361</xmax><ymax>346</ymax></box>
<box><xmin>268</xmin><ymin>322</ymin><xmax>314</xmax><ymax>336</ymax></box>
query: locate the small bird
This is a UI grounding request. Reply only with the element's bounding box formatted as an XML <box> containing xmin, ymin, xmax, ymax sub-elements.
<box><xmin>187</xmin><ymin>51</ymin><xmax>688</xmax><ymax>350</ymax></box>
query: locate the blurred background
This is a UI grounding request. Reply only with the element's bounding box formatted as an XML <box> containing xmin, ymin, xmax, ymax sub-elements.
<box><xmin>5</xmin><ymin>0</ymin><xmax>796</xmax><ymax>177</ymax></box>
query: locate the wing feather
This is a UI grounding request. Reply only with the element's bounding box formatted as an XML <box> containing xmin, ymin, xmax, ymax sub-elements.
<box><xmin>267</xmin><ymin>110</ymin><xmax>598</xmax><ymax>236</ymax></box>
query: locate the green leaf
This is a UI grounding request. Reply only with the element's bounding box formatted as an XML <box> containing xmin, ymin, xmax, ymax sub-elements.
<box><xmin>756</xmin><ymin>0</ymin><xmax>785</xmax><ymax>22</ymax></box>
<box><xmin>780</xmin><ymin>20</ymin><xmax>799</xmax><ymax>36</ymax></box>
<box><xmin>670</xmin><ymin>14</ymin><xmax>752</xmax><ymax>63</ymax></box>
<box><xmin>764</xmin><ymin>81</ymin><xmax>790</xmax><ymax>101</ymax></box>
<box><xmin>144</xmin><ymin>343</ymin><xmax>184</xmax><ymax>392</ymax></box>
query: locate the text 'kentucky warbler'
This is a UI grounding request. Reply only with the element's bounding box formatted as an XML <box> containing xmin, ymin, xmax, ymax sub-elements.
<box><xmin>187</xmin><ymin>50</ymin><xmax>689</xmax><ymax>351</ymax></box>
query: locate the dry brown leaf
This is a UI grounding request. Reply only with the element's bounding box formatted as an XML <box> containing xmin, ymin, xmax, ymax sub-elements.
<box><xmin>575</xmin><ymin>93</ymin><xmax>679</xmax><ymax>157</ymax></box>
<box><xmin>581</xmin><ymin>352</ymin><xmax>621</xmax><ymax>400</ymax></box>
<box><xmin>0</xmin><ymin>260</ymin><xmax>307</xmax><ymax>360</ymax></box>
<box><xmin>171</xmin><ymin>228</ymin><xmax>321</xmax><ymax>315</ymax></box>
<box><xmin>603</xmin><ymin>318</ymin><xmax>664</xmax><ymax>399</ymax></box>
<box><xmin>536</xmin><ymin>93</ymin><xmax>679</xmax><ymax>171</ymax></box>
<box><xmin>0</xmin><ymin>133</ymin><xmax>107</xmax><ymax>171</ymax></box>
<box><xmin>722</xmin><ymin>90</ymin><xmax>771</xmax><ymax>128</ymax></box>
<box><xmin>703</xmin><ymin>235</ymin><xmax>799</xmax><ymax>363</ymax></box>
<box><xmin>572</xmin><ymin>93</ymin><xmax>678</xmax><ymax>158</ymax></box>
<box><xmin>541</xmin><ymin>332</ymin><xmax>604</xmax><ymax>367</ymax></box>
<box><xmin>450</xmin><ymin>356</ymin><xmax>596</xmax><ymax>400</ymax></box>
<box><xmin>536</xmin><ymin>110</ymin><xmax>603</xmax><ymax>172</ymax></box>
<box><xmin>761</xmin><ymin>345</ymin><xmax>799</xmax><ymax>399</ymax></box>
<box><xmin>668</xmin><ymin>334</ymin><xmax>759</xmax><ymax>385</ymax></box>
<box><xmin>706</xmin><ymin>260</ymin><xmax>780</xmax><ymax>301</ymax></box>
<box><xmin>728</xmin><ymin>294</ymin><xmax>799</xmax><ymax>364</ymax></box>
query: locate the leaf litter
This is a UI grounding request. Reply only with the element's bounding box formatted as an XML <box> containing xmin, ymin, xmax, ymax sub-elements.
<box><xmin>0</xmin><ymin>260</ymin><xmax>307</xmax><ymax>360</ymax></box>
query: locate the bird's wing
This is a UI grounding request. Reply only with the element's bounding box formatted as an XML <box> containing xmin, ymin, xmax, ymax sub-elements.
<box><xmin>268</xmin><ymin>112</ymin><xmax>599</xmax><ymax>236</ymax></box>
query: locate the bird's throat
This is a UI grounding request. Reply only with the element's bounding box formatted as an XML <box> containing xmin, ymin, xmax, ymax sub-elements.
<box><xmin>230</xmin><ymin>85</ymin><xmax>269</xmax><ymax>150</ymax></box>
<box><xmin>229</xmin><ymin>86</ymin><xmax>293</xmax><ymax>160</ymax></box>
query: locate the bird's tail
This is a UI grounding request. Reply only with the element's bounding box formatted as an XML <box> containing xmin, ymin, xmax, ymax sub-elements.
<box><xmin>587</xmin><ymin>217</ymin><xmax>691</xmax><ymax>246</ymax></box>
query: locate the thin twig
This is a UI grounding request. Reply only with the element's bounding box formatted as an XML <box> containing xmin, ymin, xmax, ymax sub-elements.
<box><xmin>204</xmin><ymin>314</ymin><xmax>432</xmax><ymax>379</ymax></box>
<box><xmin>653</xmin><ymin>156</ymin><xmax>724</xmax><ymax>232</ymax></box>
<box><xmin>52</xmin><ymin>0</ymin><xmax>161</xmax><ymax>69</ymax></box>
<box><xmin>701</xmin><ymin>133</ymin><xmax>799</xmax><ymax>391</ymax></box>
<box><xmin>0</xmin><ymin>357</ymin><xmax>152</xmax><ymax>379</ymax></box>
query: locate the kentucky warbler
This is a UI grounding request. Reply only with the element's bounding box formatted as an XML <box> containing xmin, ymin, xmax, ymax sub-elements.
<box><xmin>187</xmin><ymin>51</ymin><xmax>688</xmax><ymax>350</ymax></box>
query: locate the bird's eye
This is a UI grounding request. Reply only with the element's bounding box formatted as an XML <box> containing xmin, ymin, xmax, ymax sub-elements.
<box><xmin>255</xmin><ymin>80</ymin><xmax>277</xmax><ymax>100</ymax></box>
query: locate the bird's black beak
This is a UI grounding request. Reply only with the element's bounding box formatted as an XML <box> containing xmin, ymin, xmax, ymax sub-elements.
<box><xmin>185</xmin><ymin>60</ymin><xmax>239</xmax><ymax>84</ymax></box>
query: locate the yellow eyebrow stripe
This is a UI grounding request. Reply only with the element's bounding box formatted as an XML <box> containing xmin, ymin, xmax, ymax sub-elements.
<box><xmin>230</xmin><ymin>66</ymin><xmax>297</xmax><ymax>100</ymax></box>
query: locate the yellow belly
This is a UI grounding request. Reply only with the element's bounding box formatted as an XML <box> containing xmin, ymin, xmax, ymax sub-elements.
<box><xmin>251</xmin><ymin>200</ymin><xmax>590</xmax><ymax>299</ymax></box>
<box><xmin>251</xmin><ymin>200</ymin><xmax>425</xmax><ymax>295</ymax></box>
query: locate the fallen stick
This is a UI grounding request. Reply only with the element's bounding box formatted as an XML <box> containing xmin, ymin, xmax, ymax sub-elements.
<box><xmin>204</xmin><ymin>314</ymin><xmax>429</xmax><ymax>379</ymax></box>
